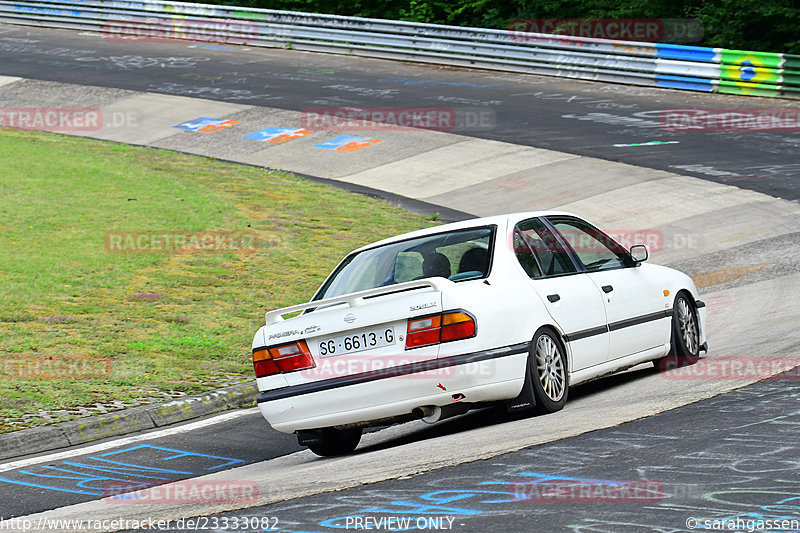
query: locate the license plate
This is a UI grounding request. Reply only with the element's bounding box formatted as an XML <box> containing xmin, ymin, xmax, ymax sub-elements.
<box><xmin>318</xmin><ymin>327</ymin><xmax>396</xmax><ymax>357</ymax></box>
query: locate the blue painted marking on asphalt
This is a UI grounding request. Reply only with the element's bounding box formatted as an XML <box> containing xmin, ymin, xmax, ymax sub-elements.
<box><xmin>173</xmin><ymin>117</ymin><xmax>221</xmax><ymax>131</ymax></box>
<box><xmin>171</xmin><ymin>117</ymin><xmax>240</xmax><ymax>132</ymax></box>
<box><xmin>313</xmin><ymin>135</ymin><xmax>381</xmax><ymax>152</ymax></box>
<box><xmin>101</xmin><ymin>444</ymin><xmax>245</xmax><ymax>470</ymax></box>
<box><xmin>0</xmin><ymin>445</ymin><xmax>245</xmax><ymax>495</ymax></box>
<box><xmin>419</xmin><ymin>489</ymin><xmax>526</xmax><ymax>504</ymax></box>
<box><xmin>63</xmin><ymin>457</ymin><xmax>191</xmax><ymax>475</ymax></box>
<box><xmin>33</xmin><ymin>464</ymin><xmax>165</xmax><ymax>483</ymax></box>
<box><xmin>310</xmin><ymin>471</ymin><xmax>640</xmax><ymax>530</ymax></box>
<box><xmin>362</xmin><ymin>500</ymin><xmax>482</xmax><ymax>514</ymax></box>
<box><xmin>10</xmin><ymin>467</ymin><xmax>155</xmax><ymax>495</ymax></box>
<box><xmin>317</xmin><ymin>496</ymin><xmax>482</xmax><ymax>528</ymax></box>
<box><xmin>313</xmin><ymin>135</ymin><xmax>364</xmax><ymax>150</ymax></box>
<box><xmin>0</xmin><ymin>475</ymin><xmax>102</xmax><ymax>495</ymax></box>
<box><xmin>514</xmin><ymin>472</ymin><xmax>625</xmax><ymax>484</ymax></box>
<box><xmin>244</xmin><ymin>126</ymin><xmax>308</xmax><ymax>142</ymax></box>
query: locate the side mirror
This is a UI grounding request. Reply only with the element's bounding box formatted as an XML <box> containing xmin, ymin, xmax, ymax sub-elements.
<box><xmin>630</xmin><ymin>244</ymin><xmax>648</xmax><ymax>265</ymax></box>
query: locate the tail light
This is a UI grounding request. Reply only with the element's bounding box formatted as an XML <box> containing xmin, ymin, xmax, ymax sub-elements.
<box><xmin>253</xmin><ymin>340</ymin><xmax>315</xmax><ymax>378</ymax></box>
<box><xmin>406</xmin><ymin>311</ymin><xmax>476</xmax><ymax>349</ymax></box>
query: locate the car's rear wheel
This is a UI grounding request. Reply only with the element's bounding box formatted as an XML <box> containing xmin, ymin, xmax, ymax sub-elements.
<box><xmin>655</xmin><ymin>291</ymin><xmax>700</xmax><ymax>370</ymax></box>
<box><xmin>302</xmin><ymin>427</ymin><xmax>362</xmax><ymax>457</ymax></box>
<box><xmin>531</xmin><ymin>328</ymin><xmax>568</xmax><ymax>413</ymax></box>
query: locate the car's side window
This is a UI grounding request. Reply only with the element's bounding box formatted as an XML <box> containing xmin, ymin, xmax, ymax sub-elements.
<box><xmin>546</xmin><ymin>217</ymin><xmax>629</xmax><ymax>272</ymax></box>
<box><xmin>514</xmin><ymin>218</ymin><xmax>578</xmax><ymax>278</ymax></box>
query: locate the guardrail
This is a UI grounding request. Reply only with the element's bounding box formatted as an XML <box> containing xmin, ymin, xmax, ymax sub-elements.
<box><xmin>1</xmin><ymin>0</ymin><xmax>798</xmax><ymax>99</ymax></box>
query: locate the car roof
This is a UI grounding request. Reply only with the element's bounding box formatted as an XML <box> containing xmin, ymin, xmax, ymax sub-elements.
<box><xmin>354</xmin><ymin>210</ymin><xmax>578</xmax><ymax>253</ymax></box>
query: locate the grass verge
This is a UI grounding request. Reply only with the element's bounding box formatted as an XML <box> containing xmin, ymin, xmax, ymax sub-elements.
<box><xmin>0</xmin><ymin>129</ymin><xmax>436</xmax><ymax>432</ymax></box>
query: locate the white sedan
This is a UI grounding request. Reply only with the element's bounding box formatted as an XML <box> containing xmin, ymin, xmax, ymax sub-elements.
<box><xmin>252</xmin><ymin>212</ymin><xmax>707</xmax><ymax>456</ymax></box>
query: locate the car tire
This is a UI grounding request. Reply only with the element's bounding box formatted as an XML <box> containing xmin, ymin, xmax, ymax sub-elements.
<box><xmin>655</xmin><ymin>291</ymin><xmax>700</xmax><ymax>370</ymax></box>
<box><xmin>305</xmin><ymin>427</ymin><xmax>362</xmax><ymax>457</ymax></box>
<box><xmin>530</xmin><ymin>328</ymin><xmax>569</xmax><ymax>414</ymax></box>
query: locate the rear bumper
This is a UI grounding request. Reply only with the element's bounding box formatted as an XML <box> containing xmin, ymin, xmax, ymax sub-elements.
<box><xmin>257</xmin><ymin>343</ymin><xmax>529</xmax><ymax>433</ymax></box>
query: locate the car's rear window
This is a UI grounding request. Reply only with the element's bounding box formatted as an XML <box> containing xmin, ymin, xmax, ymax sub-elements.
<box><xmin>313</xmin><ymin>227</ymin><xmax>495</xmax><ymax>300</ymax></box>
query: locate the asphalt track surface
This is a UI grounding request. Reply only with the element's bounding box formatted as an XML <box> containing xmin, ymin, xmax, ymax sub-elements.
<box><xmin>0</xmin><ymin>25</ymin><xmax>798</xmax><ymax>202</ymax></box>
<box><xmin>0</xmin><ymin>409</ymin><xmax>300</xmax><ymax>518</ymax></box>
<box><xmin>132</xmin><ymin>371</ymin><xmax>800</xmax><ymax>533</ymax></box>
<box><xmin>2</xmin><ymin>22</ymin><xmax>800</xmax><ymax>531</ymax></box>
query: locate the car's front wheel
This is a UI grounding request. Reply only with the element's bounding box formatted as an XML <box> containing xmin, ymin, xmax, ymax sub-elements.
<box><xmin>531</xmin><ymin>328</ymin><xmax>569</xmax><ymax>413</ymax></box>
<box><xmin>656</xmin><ymin>291</ymin><xmax>700</xmax><ymax>370</ymax></box>
<box><xmin>301</xmin><ymin>427</ymin><xmax>362</xmax><ymax>457</ymax></box>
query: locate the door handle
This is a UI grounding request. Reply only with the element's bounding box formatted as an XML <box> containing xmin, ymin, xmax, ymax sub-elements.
<box><xmin>602</xmin><ymin>285</ymin><xmax>614</xmax><ymax>293</ymax></box>
<box><xmin>547</xmin><ymin>294</ymin><xmax>560</xmax><ymax>303</ymax></box>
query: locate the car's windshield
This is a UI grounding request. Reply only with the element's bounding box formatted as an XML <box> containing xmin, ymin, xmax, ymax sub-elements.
<box><xmin>313</xmin><ymin>227</ymin><xmax>495</xmax><ymax>301</ymax></box>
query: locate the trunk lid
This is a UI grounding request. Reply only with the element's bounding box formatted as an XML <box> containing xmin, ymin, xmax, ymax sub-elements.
<box><xmin>263</xmin><ymin>279</ymin><xmax>450</xmax><ymax>385</ymax></box>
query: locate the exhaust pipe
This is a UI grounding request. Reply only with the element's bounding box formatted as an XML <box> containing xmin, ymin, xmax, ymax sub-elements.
<box><xmin>412</xmin><ymin>402</ymin><xmax>470</xmax><ymax>424</ymax></box>
<box><xmin>411</xmin><ymin>406</ymin><xmax>436</xmax><ymax>420</ymax></box>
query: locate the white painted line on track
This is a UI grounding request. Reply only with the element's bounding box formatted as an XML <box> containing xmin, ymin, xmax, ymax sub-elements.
<box><xmin>0</xmin><ymin>407</ymin><xmax>259</xmax><ymax>472</ymax></box>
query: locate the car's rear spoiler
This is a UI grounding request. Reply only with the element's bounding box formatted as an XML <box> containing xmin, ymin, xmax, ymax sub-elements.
<box><xmin>265</xmin><ymin>277</ymin><xmax>453</xmax><ymax>325</ymax></box>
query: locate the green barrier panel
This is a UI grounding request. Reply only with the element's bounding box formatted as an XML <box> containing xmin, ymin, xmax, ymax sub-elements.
<box><xmin>782</xmin><ymin>71</ymin><xmax>800</xmax><ymax>87</ymax></box>
<box><xmin>783</xmin><ymin>54</ymin><xmax>800</xmax><ymax>72</ymax></box>
<box><xmin>716</xmin><ymin>80</ymin><xmax>780</xmax><ymax>98</ymax></box>
<box><xmin>720</xmin><ymin>49</ymin><xmax>783</xmax><ymax>69</ymax></box>
<box><xmin>719</xmin><ymin>49</ymin><xmax>784</xmax><ymax>89</ymax></box>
